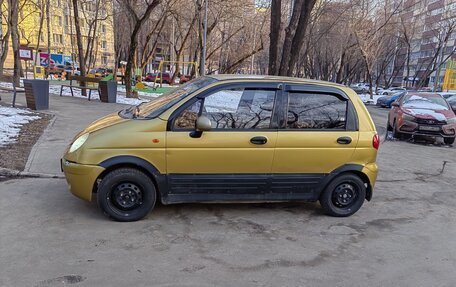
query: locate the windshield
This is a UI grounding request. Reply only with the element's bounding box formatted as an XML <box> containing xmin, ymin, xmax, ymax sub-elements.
<box><xmin>119</xmin><ymin>76</ymin><xmax>218</xmax><ymax>119</ymax></box>
<box><xmin>402</xmin><ymin>94</ymin><xmax>449</xmax><ymax>110</ymax></box>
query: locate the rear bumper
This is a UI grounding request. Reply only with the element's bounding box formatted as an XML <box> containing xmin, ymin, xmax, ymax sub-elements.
<box><xmin>61</xmin><ymin>158</ymin><xmax>104</xmax><ymax>201</ymax></box>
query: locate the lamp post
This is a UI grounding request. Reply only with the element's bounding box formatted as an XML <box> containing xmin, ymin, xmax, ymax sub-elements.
<box><xmin>200</xmin><ymin>0</ymin><xmax>208</xmax><ymax>76</ymax></box>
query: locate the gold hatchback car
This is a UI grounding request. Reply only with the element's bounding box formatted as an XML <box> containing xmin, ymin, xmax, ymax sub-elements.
<box><xmin>62</xmin><ymin>75</ymin><xmax>379</xmax><ymax>221</ymax></box>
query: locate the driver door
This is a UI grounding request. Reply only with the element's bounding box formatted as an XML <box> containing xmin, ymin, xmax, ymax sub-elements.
<box><xmin>165</xmin><ymin>83</ymin><xmax>280</xmax><ymax>202</ymax></box>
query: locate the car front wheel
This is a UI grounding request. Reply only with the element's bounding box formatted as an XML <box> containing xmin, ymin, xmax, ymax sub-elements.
<box><xmin>319</xmin><ymin>174</ymin><xmax>366</xmax><ymax>217</ymax></box>
<box><xmin>97</xmin><ymin>168</ymin><xmax>156</xmax><ymax>222</ymax></box>
<box><xmin>392</xmin><ymin>120</ymin><xmax>402</xmax><ymax>139</ymax></box>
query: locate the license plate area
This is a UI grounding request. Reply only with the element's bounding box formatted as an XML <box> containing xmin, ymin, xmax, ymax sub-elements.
<box><xmin>419</xmin><ymin>125</ymin><xmax>440</xmax><ymax>131</ymax></box>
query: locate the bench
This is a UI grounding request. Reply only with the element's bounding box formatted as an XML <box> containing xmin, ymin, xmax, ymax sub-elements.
<box><xmin>60</xmin><ymin>75</ymin><xmax>101</xmax><ymax>101</ymax></box>
<box><xmin>0</xmin><ymin>74</ymin><xmax>25</xmax><ymax>107</ymax></box>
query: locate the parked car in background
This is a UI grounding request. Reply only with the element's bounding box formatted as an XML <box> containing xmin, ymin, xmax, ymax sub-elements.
<box><xmin>376</xmin><ymin>91</ymin><xmax>407</xmax><ymax>108</ymax></box>
<box><xmin>387</xmin><ymin>93</ymin><xmax>456</xmax><ymax>144</ymax></box>
<box><xmin>61</xmin><ymin>75</ymin><xmax>380</xmax><ymax>221</ymax></box>
<box><xmin>144</xmin><ymin>72</ymin><xmax>171</xmax><ymax>84</ymax></box>
<box><xmin>179</xmin><ymin>74</ymin><xmax>191</xmax><ymax>84</ymax></box>
<box><xmin>446</xmin><ymin>95</ymin><xmax>456</xmax><ymax>112</ymax></box>
<box><xmin>382</xmin><ymin>87</ymin><xmax>406</xmax><ymax>95</ymax></box>
<box><xmin>65</xmin><ymin>66</ymin><xmax>80</xmax><ymax>76</ymax></box>
<box><xmin>88</xmin><ymin>68</ymin><xmax>112</xmax><ymax>78</ymax></box>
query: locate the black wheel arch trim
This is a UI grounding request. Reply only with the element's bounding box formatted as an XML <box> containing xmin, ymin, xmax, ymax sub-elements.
<box><xmin>323</xmin><ymin>164</ymin><xmax>373</xmax><ymax>201</ymax></box>
<box><xmin>98</xmin><ymin>156</ymin><xmax>167</xmax><ymax>201</ymax></box>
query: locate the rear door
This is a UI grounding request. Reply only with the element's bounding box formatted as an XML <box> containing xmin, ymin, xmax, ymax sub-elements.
<box><xmin>271</xmin><ymin>85</ymin><xmax>359</xmax><ymax>199</ymax></box>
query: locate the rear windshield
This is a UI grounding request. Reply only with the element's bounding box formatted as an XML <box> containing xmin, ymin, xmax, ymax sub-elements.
<box><xmin>403</xmin><ymin>94</ymin><xmax>449</xmax><ymax>110</ymax></box>
<box><xmin>119</xmin><ymin>76</ymin><xmax>218</xmax><ymax>119</ymax></box>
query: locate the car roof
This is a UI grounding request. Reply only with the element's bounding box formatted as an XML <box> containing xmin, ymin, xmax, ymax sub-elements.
<box><xmin>206</xmin><ymin>74</ymin><xmax>346</xmax><ymax>88</ymax></box>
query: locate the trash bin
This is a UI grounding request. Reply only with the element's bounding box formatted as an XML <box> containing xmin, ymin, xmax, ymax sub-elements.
<box><xmin>23</xmin><ymin>79</ymin><xmax>49</xmax><ymax>110</ymax></box>
<box><xmin>99</xmin><ymin>80</ymin><xmax>117</xmax><ymax>103</ymax></box>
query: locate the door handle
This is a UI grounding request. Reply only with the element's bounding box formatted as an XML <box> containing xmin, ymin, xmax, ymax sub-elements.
<box><xmin>337</xmin><ymin>136</ymin><xmax>352</xmax><ymax>145</ymax></box>
<box><xmin>250</xmin><ymin>136</ymin><xmax>268</xmax><ymax>145</ymax></box>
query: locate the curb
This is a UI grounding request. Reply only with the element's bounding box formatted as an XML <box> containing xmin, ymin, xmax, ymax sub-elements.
<box><xmin>0</xmin><ymin>167</ymin><xmax>64</xmax><ymax>179</ymax></box>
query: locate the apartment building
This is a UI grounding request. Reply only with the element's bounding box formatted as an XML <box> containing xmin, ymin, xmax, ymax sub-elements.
<box><xmin>3</xmin><ymin>0</ymin><xmax>115</xmax><ymax>69</ymax></box>
<box><xmin>390</xmin><ymin>0</ymin><xmax>456</xmax><ymax>88</ymax></box>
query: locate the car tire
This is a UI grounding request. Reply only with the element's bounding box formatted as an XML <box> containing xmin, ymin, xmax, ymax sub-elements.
<box><xmin>392</xmin><ymin>120</ymin><xmax>402</xmax><ymax>139</ymax></box>
<box><xmin>319</xmin><ymin>173</ymin><xmax>366</xmax><ymax>217</ymax></box>
<box><xmin>383</xmin><ymin>92</ymin><xmax>388</xmax><ymax>95</ymax></box>
<box><xmin>444</xmin><ymin>137</ymin><xmax>455</xmax><ymax>145</ymax></box>
<box><xmin>97</xmin><ymin>168</ymin><xmax>156</xmax><ymax>222</ymax></box>
<box><xmin>387</xmin><ymin>119</ymin><xmax>393</xmax><ymax>131</ymax></box>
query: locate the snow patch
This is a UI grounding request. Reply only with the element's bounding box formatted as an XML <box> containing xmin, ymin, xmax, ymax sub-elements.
<box><xmin>0</xmin><ymin>106</ymin><xmax>41</xmax><ymax>147</ymax></box>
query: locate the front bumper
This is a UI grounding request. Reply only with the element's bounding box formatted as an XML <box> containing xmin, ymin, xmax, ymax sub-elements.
<box><xmin>399</xmin><ymin>121</ymin><xmax>456</xmax><ymax>138</ymax></box>
<box><xmin>61</xmin><ymin>158</ymin><xmax>105</xmax><ymax>201</ymax></box>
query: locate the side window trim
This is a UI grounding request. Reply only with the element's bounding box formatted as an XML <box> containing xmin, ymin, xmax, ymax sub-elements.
<box><xmin>168</xmin><ymin>82</ymin><xmax>282</xmax><ymax>131</ymax></box>
<box><xmin>282</xmin><ymin>85</ymin><xmax>358</xmax><ymax>131</ymax></box>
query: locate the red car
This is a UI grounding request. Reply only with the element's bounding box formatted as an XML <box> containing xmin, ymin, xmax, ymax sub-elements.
<box><xmin>144</xmin><ymin>72</ymin><xmax>171</xmax><ymax>84</ymax></box>
<box><xmin>387</xmin><ymin>93</ymin><xmax>456</xmax><ymax>145</ymax></box>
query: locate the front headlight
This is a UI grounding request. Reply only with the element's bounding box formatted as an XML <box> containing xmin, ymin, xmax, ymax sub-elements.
<box><xmin>403</xmin><ymin>114</ymin><xmax>416</xmax><ymax>122</ymax></box>
<box><xmin>69</xmin><ymin>133</ymin><xmax>89</xmax><ymax>153</ymax></box>
<box><xmin>447</xmin><ymin>117</ymin><xmax>456</xmax><ymax>124</ymax></box>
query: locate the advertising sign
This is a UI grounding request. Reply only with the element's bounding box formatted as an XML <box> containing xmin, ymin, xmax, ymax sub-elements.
<box><xmin>19</xmin><ymin>47</ymin><xmax>33</xmax><ymax>60</ymax></box>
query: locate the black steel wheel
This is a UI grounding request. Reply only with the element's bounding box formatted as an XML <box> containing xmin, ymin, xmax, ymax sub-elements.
<box><xmin>97</xmin><ymin>168</ymin><xmax>156</xmax><ymax>222</ymax></box>
<box><xmin>319</xmin><ymin>174</ymin><xmax>366</xmax><ymax>217</ymax></box>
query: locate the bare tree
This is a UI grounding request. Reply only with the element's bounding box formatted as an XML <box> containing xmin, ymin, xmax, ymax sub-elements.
<box><xmin>117</xmin><ymin>0</ymin><xmax>161</xmax><ymax>98</ymax></box>
<box><xmin>7</xmin><ymin>0</ymin><xmax>20</xmax><ymax>85</ymax></box>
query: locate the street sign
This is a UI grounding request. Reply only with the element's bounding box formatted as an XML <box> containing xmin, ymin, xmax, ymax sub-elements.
<box><xmin>19</xmin><ymin>47</ymin><xmax>33</xmax><ymax>60</ymax></box>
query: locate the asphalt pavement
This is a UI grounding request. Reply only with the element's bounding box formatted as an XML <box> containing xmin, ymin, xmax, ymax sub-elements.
<box><xmin>1</xmin><ymin>99</ymin><xmax>456</xmax><ymax>286</ymax></box>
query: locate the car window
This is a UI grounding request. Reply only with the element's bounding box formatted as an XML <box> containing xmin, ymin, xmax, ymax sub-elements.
<box><xmin>173</xmin><ymin>88</ymin><xmax>276</xmax><ymax>130</ymax></box>
<box><xmin>287</xmin><ymin>93</ymin><xmax>347</xmax><ymax>130</ymax></box>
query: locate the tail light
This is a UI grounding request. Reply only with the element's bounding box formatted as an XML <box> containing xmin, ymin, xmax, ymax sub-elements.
<box><xmin>373</xmin><ymin>134</ymin><xmax>380</xmax><ymax>150</ymax></box>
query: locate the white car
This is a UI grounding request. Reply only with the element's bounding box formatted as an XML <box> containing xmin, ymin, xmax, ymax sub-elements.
<box><xmin>381</xmin><ymin>87</ymin><xmax>406</xmax><ymax>96</ymax></box>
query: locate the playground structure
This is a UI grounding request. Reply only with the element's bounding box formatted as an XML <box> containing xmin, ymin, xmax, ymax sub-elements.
<box><xmin>153</xmin><ymin>60</ymin><xmax>198</xmax><ymax>88</ymax></box>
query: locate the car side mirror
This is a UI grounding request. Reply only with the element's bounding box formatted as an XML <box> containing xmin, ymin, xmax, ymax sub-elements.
<box><xmin>190</xmin><ymin>115</ymin><xmax>211</xmax><ymax>138</ymax></box>
<box><xmin>391</xmin><ymin>102</ymin><xmax>400</xmax><ymax>107</ymax></box>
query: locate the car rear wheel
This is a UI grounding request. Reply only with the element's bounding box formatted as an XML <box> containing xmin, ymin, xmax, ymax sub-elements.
<box><xmin>319</xmin><ymin>174</ymin><xmax>366</xmax><ymax>217</ymax></box>
<box><xmin>97</xmin><ymin>168</ymin><xmax>156</xmax><ymax>222</ymax></box>
<box><xmin>444</xmin><ymin>137</ymin><xmax>455</xmax><ymax>145</ymax></box>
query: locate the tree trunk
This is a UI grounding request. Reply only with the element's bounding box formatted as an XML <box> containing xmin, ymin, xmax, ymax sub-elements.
<box><xmin>122</xmin><ymin>0</ymin><xmax>161</xmax><ymax>98</ymax></box>
<box><xmin>285</xmin><ymin>0</ymin><xmax>317</xmax><ymax>76</ymax></box>
<box><xmin>278</xmin><ymin>0</ymin><xmax>303</xmax><ymax>76</ymax></box>
<box><xmin>72</xmin><ymin>0</ymin><xmax>87</xmax><ymax>95</ymax></box>
<box><xmin>9</xmin><ymin>0</ymin><xmax>20</xmax><ymax>86</ymax></box>
<box><xmin>46</xmin><ymin>0</ymin><xmax>51</xmax><ymax>79</ymax></box>
<box><xmin>268</xmin><ymin>0</ymin><xmax>281</xmax><ymax>75</ymax></box>
<box><xmin>34</xmin><ymin>0</ymin><xmax>45</xmax><ymax>79</ymax></box>
<box><xmin>0</xmin><ymin>0</ymin><xmax>10</xmax><ymax>76</ymax></box>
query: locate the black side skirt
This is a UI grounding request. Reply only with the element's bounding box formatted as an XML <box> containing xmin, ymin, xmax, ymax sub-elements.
<box><xmin>161</xmin><ymin>173</ymin><xmax>326</xmax><ymax>204</ymax></box>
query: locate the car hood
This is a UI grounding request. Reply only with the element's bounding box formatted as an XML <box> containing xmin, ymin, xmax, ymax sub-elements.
<box><xmin>82</xmin><ymin>113</ymin><xmax>127</xmax><ymax>135</ymax></box>
<box><xmin>403</xmin><ymin>108</ymin><xmax>455</xmax><ymax>122</ymax></box>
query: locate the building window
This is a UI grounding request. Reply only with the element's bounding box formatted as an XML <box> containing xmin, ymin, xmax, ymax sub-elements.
<box><xmin>101</xmin><ymin>24</ymin><xmax>106</xmax><ymax>33</ymax></box>
<box><xmin>101</xmin><ymin>40</ymin><xmax>107</xmax><ymax>49</ymax></box>
<box><xmin>55</xmin><ymin>15</ymin><xmax>62</xmax><ymax>26</ymax></box>
<box><xmin>101</xmin><ymin>56</ymin><xmax>108</xmax><ymax>65</ymax></box>
<box><xmin>53</xmin><ymin>33</ymin><xmax>63</xmax><ymax>44</ymax></box>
